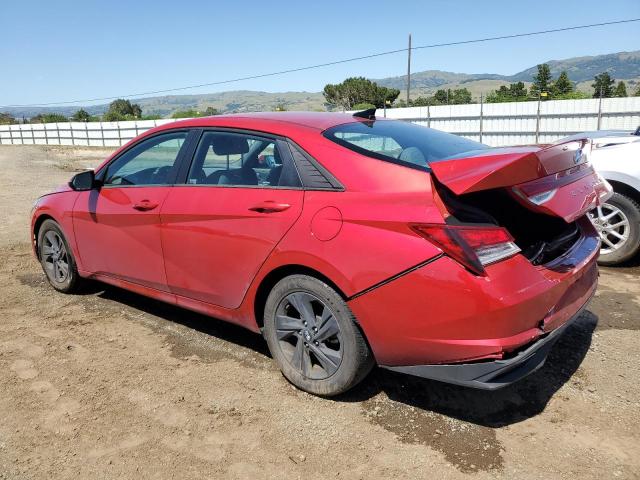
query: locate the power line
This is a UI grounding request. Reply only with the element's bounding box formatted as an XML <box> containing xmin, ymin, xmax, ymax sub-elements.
<box><xmin>3</xmin><ymin>17</ymin><xmax>639</xmax><ymax>108</ymax></box>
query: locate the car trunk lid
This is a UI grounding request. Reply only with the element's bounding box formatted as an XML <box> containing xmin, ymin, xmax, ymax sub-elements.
<box><xmin>429</xmin><ymin>139</ymin><xmax>611</xmax><ymax>222</ymax></box>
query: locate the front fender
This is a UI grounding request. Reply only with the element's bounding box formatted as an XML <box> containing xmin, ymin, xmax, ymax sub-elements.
<box><xmin>31</xmin><ymin>191</ymin><xmax>82</xmax><ymax>269</ymax></box>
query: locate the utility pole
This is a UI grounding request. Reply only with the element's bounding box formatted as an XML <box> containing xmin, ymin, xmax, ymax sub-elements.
<box><xmin>406</xmin><ymin>33</ymin><xmax>412</xmax><ymax>106</ymax></box>
<box><xmin>597</xmin><ymin>86</ymin><xmax>603</xmax><ymax>130</ymax></box>
<box><xmin>534</xmin><ymin>90</ymin><xmax>548</xmax><ymax>144</ymax></box>
<box><xmin>535</xmin><ymin>91</ymin><xmax>540</xmax><ymax>144</ymax></box>
<box><xmin>479</xmin><ymin>93</ymin><xmax>484</xmax><ymax>144</ymax></box>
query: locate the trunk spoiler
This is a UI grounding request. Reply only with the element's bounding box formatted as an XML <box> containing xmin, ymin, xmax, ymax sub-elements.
<box><xmin>430</xmin><ymin>139</ymin><xmax>612</xmax><ymax>222</ymax></box>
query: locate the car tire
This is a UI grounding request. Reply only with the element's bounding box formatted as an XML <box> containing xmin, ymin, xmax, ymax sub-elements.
<box><xmin>37</xmin><ymin>219</ymin><xmax>83</xmax><ymax>293</ymax></box>
<box><xmin>594</xmin><ymin>193</ymin><xmax>640</xmax><ymax>266</ymax></box>
<box><xmin>263</xmin><ymin>274</ymin><xmax>374</xmax><ymax>396</ymax></box>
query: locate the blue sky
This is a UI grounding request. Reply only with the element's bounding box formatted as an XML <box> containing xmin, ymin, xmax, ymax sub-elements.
<box><xmin>1</xmin><ymin>0</ymin><xmax>638</xmax><ymax>106</ymax></box>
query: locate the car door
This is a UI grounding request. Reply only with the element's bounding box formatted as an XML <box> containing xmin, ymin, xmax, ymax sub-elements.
<box><xmin>73</xmin><ymin>130</ymin><xmax>192</xmax><ymax>291</ymax></box>
<box><xmin>160</xmin><ymin>130</ymin><xmax>304</xmax><ymax>308</ymax></box>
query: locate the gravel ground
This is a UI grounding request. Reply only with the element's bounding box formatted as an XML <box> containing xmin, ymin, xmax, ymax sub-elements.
<box><xmin>0</xmin><ymin>145</ymin><xmax>639</xmax><ymax>480</ymax></box>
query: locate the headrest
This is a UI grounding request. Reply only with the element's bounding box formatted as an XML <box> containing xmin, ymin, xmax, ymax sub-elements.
<box><xmin>211</xmin><ymin>135</ymin><xmax>249</xmax><ymax>155</ymax></box>
<box><xmin>399</xmin><ymin>146</ymin><xmax>426</xmax><ymax>164</ymax></box>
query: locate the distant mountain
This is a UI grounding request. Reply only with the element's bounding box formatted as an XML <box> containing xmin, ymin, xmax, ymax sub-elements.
<box><xmin>372</xmin><ymin>70</ymin><xmax>507</xmax><ymax>90</ymax></box>
<box><xmin>0</xmin><ymin>91</ymin><xmax>327</xmax><ymax>120</ymax></box>
<box><xmin>2</xmin><ymin>50</ymin><xmax>638</xmax><ymax>119</ymax></box>
<box><xmin>508</xmin><ymin>50</ymin><xmax>640</xmax><ymax>82</ymax></box>
<box><xmin>136</xmin><ymin>90</ymin><xmax>325</xmax><ymax>117</ymax></box>
<box><xmin>375</xmin><ymin>50</ymin><xmax>640</xmax><ymax>94</ymax></box>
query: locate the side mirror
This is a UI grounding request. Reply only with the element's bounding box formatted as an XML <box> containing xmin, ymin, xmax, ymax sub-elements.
<box><xmin>69</xmin><ymin>170</ymin><xmax>97</xmax><ymax>191</ymax></box>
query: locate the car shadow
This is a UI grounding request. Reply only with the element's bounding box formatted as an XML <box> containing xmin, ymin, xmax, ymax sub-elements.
<box><xmin>87</xmin><ymin>282</ymin><xmax>595</xmax><ymax>428</ymax></box>
<box><xmin>94</xmin><ymin>284</ymin><xmax>271</xmax><ymax>358</ymax></box>
<box><xmin>340</xmin><ymin>310</ymin><xmax>598</xmax><ymax>428</ymax></box>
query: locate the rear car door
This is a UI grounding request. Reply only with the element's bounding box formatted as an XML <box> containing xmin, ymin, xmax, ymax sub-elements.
<box><xmin>160</xmin><ymin>130</ymin><xmax>304</xmax><ymax>308</ymax></box>
<box><xmin>73</xmin><ymin>130</ymin><xmax>191</xmax><ymax>290</ymax></box>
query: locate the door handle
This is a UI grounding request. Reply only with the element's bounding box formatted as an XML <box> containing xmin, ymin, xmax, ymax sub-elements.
<box><xmin>248</xmin><ymin>201</ymin><xmax>291</xmax><ymax>213</ymax></box>
<box><xmin>132</xmin><ymin>200</ymin><xmax>159</xmax><ymax>211</ymax></box>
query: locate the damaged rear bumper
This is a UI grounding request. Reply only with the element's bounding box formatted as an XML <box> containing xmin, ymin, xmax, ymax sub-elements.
<box><xmin>380</xmin><ymin>300</ymin><xmax>590</xmax><ymax>390</ymax></box>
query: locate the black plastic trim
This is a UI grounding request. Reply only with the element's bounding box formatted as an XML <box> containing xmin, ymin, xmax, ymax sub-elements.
<box><xmin>286</xmin><ymin>140</ymin><xmax>344</xmax><ymax>191</ymax></box>
<box><xmin>174</xmin><ymin>128</ymin><xmax>203</xmax><ymax>184</ymax></box>
<box><xmin>352</xmin><ymin>108</ymin><xmax>376</xmax><ymax>119</ymax></box>
<box><xmin>381</xmin><ymin>298</ymin><xmax>592</xmax><ymax>390</ymax></box>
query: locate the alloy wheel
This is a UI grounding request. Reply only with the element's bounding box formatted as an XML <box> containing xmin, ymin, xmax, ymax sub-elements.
<box><xmin>42</xmin><ymin>230</ymin><xmax>70</xmax><ymax>283</ymax></box>
<box><xmin>274</xmin><ymin>292</ymin><xmax>343</xmax><ymax>380</ymax></box>
<box><xmin>589</xmin><ymin>203</ymin><xmax>631</xmax><ymax>255</ymax></box>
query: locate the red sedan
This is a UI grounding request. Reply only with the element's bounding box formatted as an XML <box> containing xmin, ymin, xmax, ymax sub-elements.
<box><xmin>31</xmin><ymin>111</ymin><xmax>611</xmax><ymax>396</ymax></box>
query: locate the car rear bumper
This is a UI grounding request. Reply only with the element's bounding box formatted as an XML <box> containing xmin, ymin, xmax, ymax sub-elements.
<box><xmin>348</xmin><ymin>221</ymin><xmax>599</xmax><ymax>368</ymax></box>
<box><xmin>380</xmin><ymin>297</ymin><xmax>590</xmax><ymax>390</ymax></box>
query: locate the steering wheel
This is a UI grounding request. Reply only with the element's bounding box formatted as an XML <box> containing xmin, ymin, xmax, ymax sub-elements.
<box><xmin>150</xmin><ymin>166</ymin><xmax>171</xmax><ymax>183</ymax></box>
<box><xmin>107</xmin><ymin>175</ymin><xmax>134</xmax><ymax>186</ymax></box>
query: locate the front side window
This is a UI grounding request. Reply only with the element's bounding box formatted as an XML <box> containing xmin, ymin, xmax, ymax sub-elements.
<box><xmin>187</xmin><ymin>131</ymin><xmax>300</xmax><ymax>188</ymax></box>
<box><xmin>324</xmin><ymin>120</ymin><xmax>487</xmax><ymax>170</ymax></box>
<box><xmin>104</xmin><ymin>132</ymin><xmax>187</xmax><ymax>186</ymax></box>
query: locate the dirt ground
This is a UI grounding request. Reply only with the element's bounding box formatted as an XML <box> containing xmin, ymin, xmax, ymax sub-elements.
<box><xmin>0</xmin><ymin>145</ymin><xmax>638</xmax><ymax>480</ymax></box>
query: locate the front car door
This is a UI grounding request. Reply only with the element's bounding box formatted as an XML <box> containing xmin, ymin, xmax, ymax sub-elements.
<box><xmin>73</xmin><ymin>130</ymin><xmax>192</xmax><ymax>291</ymax></box>
<box><xmin>160</xmin><ymin>130</ymin><xmax>304</xmax><ymax>309</ymax></box>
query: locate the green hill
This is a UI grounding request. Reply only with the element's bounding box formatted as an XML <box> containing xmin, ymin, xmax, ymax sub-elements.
<box><xmin>2</xmin><ymin>50</ymin><xmax>638</xmax><ymax>119</ymax></box>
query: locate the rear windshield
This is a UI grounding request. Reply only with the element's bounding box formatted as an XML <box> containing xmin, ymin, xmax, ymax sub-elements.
<box><xmin>323</xmin><ymin>120</ymin><xmax>487</xmax><ymax>170</ymax></box>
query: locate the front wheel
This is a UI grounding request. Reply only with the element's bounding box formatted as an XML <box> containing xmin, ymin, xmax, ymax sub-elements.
<box><xmin>37</xmin><ymin>219</ymin><xmax>83</xmax><ymax>293</ymax></box>
<box><xmin>263</xmin><ymin>275</ymin><xmax>374</xmax><ymax>396</ymax></box>
<box><xmin>589</xmin><ymin>193</ymin><xmax>640</xmax><ymax>266</ymax></box>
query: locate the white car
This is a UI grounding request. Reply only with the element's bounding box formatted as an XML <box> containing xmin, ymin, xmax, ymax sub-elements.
<box><xmin>561</xmin><ymin>129</ymin><xmax>640</xmax><ymax>265</ymax></box>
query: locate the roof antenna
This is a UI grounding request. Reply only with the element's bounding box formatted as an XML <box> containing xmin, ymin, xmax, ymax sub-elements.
<box><xmin>353</xmin><ymin>108</ymin><xmax>376</xmax><ymax>120</ymax></box>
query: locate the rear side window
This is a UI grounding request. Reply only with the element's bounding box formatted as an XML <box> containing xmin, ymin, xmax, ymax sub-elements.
<box><xmin>323</xmin><ymin>120</ymin><xmax>487</xmax><ymax>170</ymax></box>
<box><xmin>187</xmin><ymin>131</ymin><xmax>300</xmax><ymax>188</ymax></box>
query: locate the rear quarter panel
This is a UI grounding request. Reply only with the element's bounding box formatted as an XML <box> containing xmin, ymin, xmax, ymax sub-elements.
<box><xmin>259</xmin><ymin>133</ymin><xmax>448</xmax><ymax>298</ymax></box>
<box><xmin>591</xmin><ymin>143</ymin><xmax>640</xmax><ymax>192</ymax></box>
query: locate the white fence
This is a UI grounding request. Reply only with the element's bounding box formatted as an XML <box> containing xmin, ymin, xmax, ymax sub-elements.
<box><xmin>0</xmin><ymin>119</ymin><xmax>182</xmax><ymax>148</ymax></box>
<box><xmin>1</xmin><ymin>97</ymin><xmax>639</xmax><ymax>147</ymax></box>
<box><xmin>380</xmin><ymin>96</ymin><xmax>640</xmax><ymax>146</ymax></box>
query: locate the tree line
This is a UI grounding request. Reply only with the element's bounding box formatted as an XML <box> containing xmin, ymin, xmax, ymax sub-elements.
<box><xmin>322</xmin><ymin>76</ymin><xmax>471</xmax><ymax>109</ymax></box>
<box><xmin>1</xmin><ymin>67</ymin><xmax>638</xmax><ymax>125</ymax></box>
<box><xmin>486</xmin><ymin>65</ymin><xmax>633</xmax><ymax>103</ymax></box>
<box><xmin>322</xmin><ymin>66</ymin><xmax>640</xmax><ymax>110</ymax></box>
<box><xmin>0</xmin><ymin>99</ymin><xmax>220</xmax><ymax>125</ymax></box>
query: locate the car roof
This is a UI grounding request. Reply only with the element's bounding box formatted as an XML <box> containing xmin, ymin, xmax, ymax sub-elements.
<box><xmin>101</xmin><ymin>111</ymin><xmax>374</xmax><ymax>169</ymax></box>
<box><xmin>158</xmin><ymin>111</ymin><xmax>367</xmax><ymax>135</ymax></box>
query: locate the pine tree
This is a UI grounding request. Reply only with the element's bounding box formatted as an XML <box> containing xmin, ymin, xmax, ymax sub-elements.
<box><xmin>530</xmin><ymin>64</ymin><xmax>552</xmax><ymax>97</ymax></box>
<box><xmin>592</xmin><ymin>72</ymin><xmax>615</xmax><ymax>98</ymax></box>
<box><xmin>552</xmin><ymin>71</ymin><xmax>574</xmax><ymax>97</ymax></box>
<box><xmin>613</xmin><ymin>81</ymin><xmax>628</xmax><ymax>97</ymax></box>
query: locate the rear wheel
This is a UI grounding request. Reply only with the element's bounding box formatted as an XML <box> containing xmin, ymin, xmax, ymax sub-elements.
<box><xmin>263</xmin><ymin>275</ymin><xmax>374</xmax><ymax>396</ymax></box>
<box><xmin>37</xmin><ymin>219</ymin><xmax>83</xmax><ymax>293</ymax></box>
<box><xmin>590</xmin><ymin>193</ymin><xmax>640</xmax><ymax>265</ymax></box>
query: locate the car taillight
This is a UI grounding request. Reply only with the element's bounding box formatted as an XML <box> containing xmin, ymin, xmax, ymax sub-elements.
<box><xmin>411</xmin><ymin>224</ymin><xmax>521</xmax><ymax>275</ymax></box>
